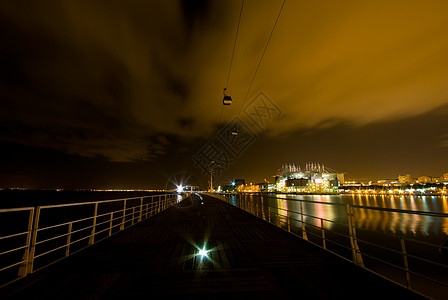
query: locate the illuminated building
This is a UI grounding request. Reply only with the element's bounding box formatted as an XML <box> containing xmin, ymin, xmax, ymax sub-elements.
<box><xmin>274</xmin><ymin>162</ymin><xmax>342</xmax><ymax>194</ymax></box>
<box><xmin>443</xmin><ymin>173</ymin><xmax>448</xmax><ymax>182</ymax></box>
<box><xmin>220</xmin><ymin>179</ymin><xmax>246</xmax><ymax>192</ymax></box>
<box><xmin>398</xmin><ymin>174</ymin><xmax>413</xmax><ymax>183</ymax></box>
<box><xmin>237</xmin><ymin>183</ymin><xmax>260</xmax><ymax>192</ymax></box>
<box><xmin>417</xmin><ymin>176</ymin><xmax>432</xmax><ymax>183</ymax></box>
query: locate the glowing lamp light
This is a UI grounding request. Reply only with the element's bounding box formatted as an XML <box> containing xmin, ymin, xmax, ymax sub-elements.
<box><xmin>198</xmin><ymin>248</ymin><xmax>207</xmax><ymax>258</ymax></box>
<box><xmin>176</xmin><ymin>185</ymin><xmax>184</xmax><ymax>193</ymax></box>
<box><xmin>198</xmin><ymin>243</ymin><xmax>209</xmax><ymax>262</ymax></box>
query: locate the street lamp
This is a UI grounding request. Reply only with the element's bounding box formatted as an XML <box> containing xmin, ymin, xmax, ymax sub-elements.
<box><xmin>209</xmin><ymin>161</ymin><xmax>220</xmax><ymax>192</ymax></box>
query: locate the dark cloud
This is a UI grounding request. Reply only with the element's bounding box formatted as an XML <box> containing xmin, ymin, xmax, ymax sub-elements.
<box><xmin>1</xmin><ymin>0</ymin><xmax>447</xmax><ymax>188</ymax></box>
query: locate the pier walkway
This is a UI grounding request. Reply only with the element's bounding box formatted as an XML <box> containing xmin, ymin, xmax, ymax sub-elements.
<box><xmin>1</xmin><ymin>194</ymin><xmax>423</xmax><ymax>299</ymax></box>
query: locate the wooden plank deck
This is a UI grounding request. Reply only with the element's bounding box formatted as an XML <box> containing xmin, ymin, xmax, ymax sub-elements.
<box><xmin>1</xmin><ymin>194</ymin><xmax>424</xmax><ymax>299</ymax></box>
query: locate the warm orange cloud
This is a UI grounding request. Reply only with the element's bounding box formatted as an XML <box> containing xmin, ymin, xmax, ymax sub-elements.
<box><xmin>1</xmin><ymin>0</ymin><xmax>448</xmax><ymax>163</ymax></box>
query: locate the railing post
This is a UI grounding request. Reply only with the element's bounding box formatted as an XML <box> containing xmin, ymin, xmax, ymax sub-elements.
<box><xmin>346</xmin><ymin>204</ymin><xmax>364</xmax><ymax>267</ymax></box>
<box><xmin>66</xmin><ymin>222</ymin><xmax>73</xmax><ymax>256</ymax></box>
<box><xmin>261</xmin><ymin>196</ymin><xmax>266</xmax><ymax>220</ymax></box>
<box><xmin>268</xmin><ymin>206</ymin><xmax>271</xmax><ymax>223</ymax></box>
<box><xmin>139</xmin><ymin>197</ymin><xmax>143</xmax><ymax>222</ymax></box>
<box><xmin>109</xmin><ymin>212</ymin><xmax>114</xmax><ymax>236</ymax></box>
<box><xmin>27</xmin><ymin>207</ymin><xmax>41</xmax><ymax>274</ymax></box>
<box><xmin>146</xmin><ymin>203</ymin><xmax>149</xmax><ymax>218</ymax></box>
<box><xmin>151</xmin><ymin>197</ymin><xmax>155</xmax><ymax>215</ymax></box>
<box><xmin>18</xmin><ymin>208</ymin><xmax>34</xmax><ymax>277</ymax></box>
<box><xmin>158</xmin><ymin>195</ymin><xmax>162</xmax><ymax>213</ymax></box>
<box><xmin>300</xmin><ymin>202</ymin><xmax>308</xmax><ymax>241</ymax></box>
<box><xmin>89</xmin><ymin>202</ymin><xmax>98</xmax><ymax>245</ymax></box>
<box><xmin>131</xmin><ymin>207</ymin><xmax>135</xmax><ymax>225</ymax></box>
<box><xmin>321</xmin><ymin>218</ymin><xmax>326</xmax><ymax>250</ymax></box>
<box><xmin>400</xmin><ymin>236</ymin><xmax>412</xmax><ymax>289</ymax></box>
<box><xmin>120</xmin><ymin>199</ymin><xmax>127</xmax><ymax>230</ymax></box>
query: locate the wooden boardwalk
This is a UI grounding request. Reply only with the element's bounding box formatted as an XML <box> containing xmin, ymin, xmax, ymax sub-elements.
<box><xmin>1</xmin><ymin>194</ymin><xmax>423</xmax><ymax>299</ymax></box>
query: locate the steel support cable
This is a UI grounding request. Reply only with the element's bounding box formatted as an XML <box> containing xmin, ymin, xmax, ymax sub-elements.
<box><xmin>236</xmin><ymin>0</ymin><xmax>287</xmax><ymax>124</ymax></box>
<box><xmin>219</xmin><ymin>0</ymin><xmax>245</xmax><ymax>126</ymax></box>
<box><xmin>226</xmin><ymin>0</ymin><xmax>245</xmax><ymax>89</ymax></box>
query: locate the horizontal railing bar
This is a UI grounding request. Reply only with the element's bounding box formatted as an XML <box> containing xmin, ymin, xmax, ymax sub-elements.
<box><xmin>36</xmin><ymin>209</ymin><xmax>150</xmax><ymax>245</ymax></box>
<box><xmin>358</xmin><ymin>249</ymin><xmax>448</xmax><ymax>288</ymax></box>
<box><xmin>0</xmin><ymin>207</ymin><xmax>34</xmax><ymax>213</ymax></box>
<box><xmin>0</xmin><ymin>259</ymin><xmax>25</xmax><ymax>272</ymax></box>
<box><xmin>266</xmin><ymin>206</ymin><xmax>350</xmax><ymax>227</ymax></box>
<box><xmin>93</xmin><ymin>226</ymin><xmax>112</xmax><ymax>236</ymax></box>
<box><xmin>36</xmin><ymin>232</ymin><xmax>72</xmax><ymax>245</ymax></box>
<box><xmin>286</xmin><ymin>214</ymin><xmax>349</xmax><ymax>229</ymax></box>
<box><xmin>353</xmin><ymin>225</ymin><xmax>446</xmax><ymax>250</ymax></box>
<box><xmin>67</xmin><ymin>235</ymin><xmax>91</xmax><ymax>247</ymax></box>
<box><xmin>323</xmin><ymin>237</ymin><xmax>352</xmax><ymax>251</ymax></box>
<box><xmin>37</xmin><ymin>206</ymin><xmax>143</xmax><ymax>233</ymax></box>
<box><xmin>358</xmin><ymin>249</ymin><xmax>404</xmax><ymax>270</ymax></box>
<box><xmin>0</xmin><ymin>230</ymin><xmax>30</xmax><ymax>241</ymax></box>
<box><xmin>355</xmin><ymin>237</ymin><xmax>403</xmax><ymax>256</ymax></box>
<box><xmin>268</xmin><ymin>204</ymin><xmax>446</xmax><ymax>251</ymax></box>
<box><xmin>407</xmin><ymin>268</ymin><xmax>448</xmax><ymax>288</ymax></box>
<box><xmin>230</xmin><ymin>192</ymin><xmax>448</xmax><ymax>217</ymax></box>
<box><xmin>262</xmin><ymin>194</ymin><xmax>348</xmax><ymax>207</ymax></box>
<box><xmin>38</xmin><ymin>218</ymin><xmax>91</xmax><ymax>232</ymax></box>
<box><xmin>34</xmin><ymin>243</ymin><xmax>69</xmax><ymax>259</ymax></box>
<box><xmin>67</xmin><ymin>226</ymin><xmax>93</xmax><ymax>236</ymax></box>
<box><xmin>0</xmin><ymin>245</ymin><xmax>28</xmax><ymax>256</ymax></box>
<box><xmin>350</xmin><ymin>204</ymin><xmax>448</xmax><ymax>218</ymax></box>
<box><xmin>406</xmin><ymin>252</ymin><xmax>448</xmax><ymax>269</ymax></box>
<box><xmin>271</xmin><ymin>211</ymin><xmax>350</xmax><ymax>233</ymax></box>
<box><xmin>302</xmin><ymin>230</ymin><xmax>322</xmax><ymax>239</ymax></box>
<box><xmin>94</xmin><ymin>218</ymin><xmax>115</xmax><ymax>228</ymax></box>
<box><xmin>37</xmin><ymin>194</ymin><xmax>169</xmax><ymax>210</ymax></box>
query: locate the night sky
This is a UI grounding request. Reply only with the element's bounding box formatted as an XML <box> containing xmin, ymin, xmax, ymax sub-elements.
<box><xmin>1</xmin><ymin>0</ymin><xmax>448</xmax><ymax>190</ymax></box>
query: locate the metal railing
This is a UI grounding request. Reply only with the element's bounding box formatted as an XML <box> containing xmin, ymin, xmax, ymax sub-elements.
<box><xmin>0</xmin><ymin>193</ymin><xmax>181</xmax><ymax>288</ymax></box>
<box><xmin>211</xmin><ymin>192</ymin><xmax>448</xmax><ymax>299</ymax></box>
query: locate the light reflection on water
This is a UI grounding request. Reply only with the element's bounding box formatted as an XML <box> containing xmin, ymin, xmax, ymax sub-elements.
<box><xmin>261</xmin><ymin>194</ymin><xmax>448</xmax><ymax>242</ymax></box>
<box><xmin>231</xmin><ymin>193</ymin><xmax>448</xmax><ymax>297</ymax></box>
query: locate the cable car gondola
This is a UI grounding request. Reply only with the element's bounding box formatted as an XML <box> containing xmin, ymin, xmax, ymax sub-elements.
<box><xmin>223</xmin><ymin>88</ymin><xmax>232</xmax><ymax>105</ymax></box>
<box><xmin>231</xmin><ymin>129</ymin><xmax>238</xmax><ymax>136</ymax></box>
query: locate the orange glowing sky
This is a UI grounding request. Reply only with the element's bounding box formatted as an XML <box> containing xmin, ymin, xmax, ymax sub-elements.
<box><xmin>1</xmin><ymin>0</ymin><xmax>447</xmax><ymax>189</ymax></box>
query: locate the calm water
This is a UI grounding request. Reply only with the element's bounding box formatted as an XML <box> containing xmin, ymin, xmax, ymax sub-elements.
<box><xmin>265</xmin><ymin>194</ymin><xmax>448</xmax><ymax>242</ymax></box>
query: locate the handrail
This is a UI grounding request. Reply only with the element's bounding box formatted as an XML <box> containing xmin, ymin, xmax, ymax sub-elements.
<box><xmin>0</xmin><ymin>192</ymin><xmax>184</xmax><ymax>288</ymax></box>
<box><xmin>210</xmin><ymin>192</ymin><xmax>448</xmax><ymax>299</ymax></box>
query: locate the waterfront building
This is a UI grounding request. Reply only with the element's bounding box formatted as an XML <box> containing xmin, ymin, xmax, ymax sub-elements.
<box><xmin>444</xmin><ymin>173</ymin><xmax>448</xmax><ymax>182</ymax></box>
<box><xmin>274</xmin><ymin>162</ymin><xmax>342</xmax><ymax>193</ymax></box>
<box><xmin>432</xmin><ymin>177</ymin><xmax>444</xmax><ymax>183</ymax></box>
<box><xmin>398</xmin><ymin>174</ymin><xmax>413</xmax><ymax>183</ymax></box>
<box><xmin>237</xmin><ymin>184</ymin><xmax>260</xmax><ymax>192</ymax></box>
<box><xmin>417</xmin><ymin>176</ymin><xmax>432</xmax><ymax>183</ymax></box>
